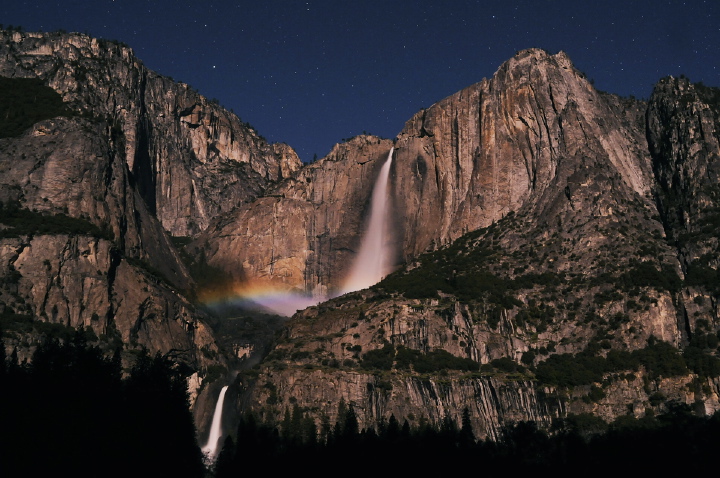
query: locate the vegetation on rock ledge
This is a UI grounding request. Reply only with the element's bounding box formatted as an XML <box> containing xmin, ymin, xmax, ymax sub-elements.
<box><xmin>0</xmin><ymin>76</ymin><xmax>75</xmax><ymax>138</ymax></box>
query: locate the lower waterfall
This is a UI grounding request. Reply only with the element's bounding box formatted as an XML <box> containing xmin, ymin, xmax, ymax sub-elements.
<box><xmin>201</xmin><ymin>385</ymin><xmax>229</xmax><ymax>461</ymax></box>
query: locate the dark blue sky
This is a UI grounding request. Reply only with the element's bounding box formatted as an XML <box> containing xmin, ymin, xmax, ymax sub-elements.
<box><xmin>5</xmin><ymin>1</ymin><xmax>719</xmax><ymax>162</ymax></box>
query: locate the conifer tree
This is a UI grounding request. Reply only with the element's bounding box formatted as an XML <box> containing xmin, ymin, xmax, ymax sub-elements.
<box><xmin>459</xmin><ymin>407</ymin><xmax>476</xmax><ymax>447</ymax></box>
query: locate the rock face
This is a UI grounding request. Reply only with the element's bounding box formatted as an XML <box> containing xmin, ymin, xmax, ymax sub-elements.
<box><xmin>0</xmin><ymin>30</ymin><xmax>301</xmax><ymax>238</ymax></box>
<box><xmin>230</xmin><ymin>51</ymin><xmax>720</xmax><ymax>436</ymax></box>
<box><xmin>236</xmin><ymin>294</ymin><xmax>564</xmax><ymax>438</ymax></box>
<box><xmin>0</xmin><ymin>117</ymin><xmax>192</xmax><ymax>291</ymax></box>
<box><xmin>647</xmin><ymin>77</ymin><xmax>720</xmax><ymax>333</ymax></box>
<box><xmin>195</xmin><ymin>135</ymin><xmax>395</xmax><ymax>296</ymax></box>
<box><xmin>197</xmin><ymin>49</ymin><xmax>654</xmax><ymax>294</ymax></box>
<box><xmin>3</xmin><ymin>29</ymin><xmax>720</xmax><ymax>441</ymax></box>
<box><xmin>1</xmin><ymin>234</ymin><xmax>217</xmax><ymax>365</ymax></box>
<box><xmin>0</xmin><ymin>30</ymin><xmax>298</xmax><ymax>401</ymax></box>
<box><xmin>393</xmin><ymin>49</ymin><xmax>652</xmax><ymax>258</ymax></box>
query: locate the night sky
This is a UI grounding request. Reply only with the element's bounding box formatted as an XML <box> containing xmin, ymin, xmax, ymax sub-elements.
<box><xmin>4</xmin><ymin>1</ymin><xmax>719</xmax><ymax>162</ymax></box>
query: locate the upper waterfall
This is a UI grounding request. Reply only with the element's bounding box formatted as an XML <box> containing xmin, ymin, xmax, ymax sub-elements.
<box><xmin>339</xmin><ymin>147</ymin><xmax>395</xmax><ymax>295</ymax></box>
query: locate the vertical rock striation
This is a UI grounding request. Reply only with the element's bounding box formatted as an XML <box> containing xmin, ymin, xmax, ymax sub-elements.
<box><xmin>0</xmin><ymin>29</ymin><xmax>300</xmax><ymax>380</ymax></box>
<box><xmin>230</xmin><ymin>52</ymin><xmax>720</xmax><ymax>436</ymax></box>
<box><xmin>393</xmin><ymin>48</ymin><xmax>652</xmax><ymax>259</ymax></box>
<box><xmin>647</xmin><ymin>76</ymin><xmax>720</xmax><ymax>336</ymax></box>
<box><xmin>0</xmin><ymin>30</ymin><xmax>301</xmax><ymax>238</ymax></box>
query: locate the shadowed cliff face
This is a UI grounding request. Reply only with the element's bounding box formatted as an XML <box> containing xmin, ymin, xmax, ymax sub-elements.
<box><xmin>0</xmin><ymin>30</ymin><xmax>302</xmax><ymax>238</ymax></box>
<box><xmin>0</xmin><ymin>30</ymin><xmax>304</xmax><ymax>388</ymax></box>
<box><xmin>648</xmin><ymin>78</ymin><xmax>720</xmax><ymax>268</ymax></box>
<box><xmin>0</xmin><ymin>29</ymin><xmax>301</xmax><ymax>316</ymax></box>
<box><xmin>0</xmin><ymin>104</ymin><xmax>221</xmax><ymax>381</ymax></box>
<box><xmin>0</xmin><ymin>29</ymin><xmax>307</xmax><ymax>436</ymax></box>
<box><xmin>0</xmin><ymin>117</ymin><xmax>194</xmax><ymax>291</ymax></box>
<box><xmin>647</xmin><ymin>76</ymin><xmax>720</xmax><ymax>341</ymax></box>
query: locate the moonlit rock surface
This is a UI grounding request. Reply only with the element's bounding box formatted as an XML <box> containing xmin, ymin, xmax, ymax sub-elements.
<box><xmin>245</xmin><ymin>148</ymin><xmax>395</xmax><ymax>313</ymax></box>
<box><xmin>339</xmin><ymin>148</ymin><xmax>395</xmax><ymax>295</ymax></box>
<box><xmin>197</xmin><ymin>136</ymin><xmax>394</xmax><ymax>296</ymax></box>
<box><xmin>202</xmin><ymin>385</ymin><xmax>229</xmax><ymax>461</ymax></box>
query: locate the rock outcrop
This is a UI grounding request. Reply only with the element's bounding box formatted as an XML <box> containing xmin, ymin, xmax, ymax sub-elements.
<box><xmin>1</xmin><ymin>233</ymin><xmax>217</xmax><ymax>366</ymax></box>
<box><xmin>0</xmin><ymin>30</ymin><xmax>302</xmax><ymax>238</ymax></box>
<box><xmin>196</xmin><ymin>49</ymin><xmax>655</xmax><ymax>295</ymax></box>
<box><xmin>194</xmin><ymin>135</ymin><xmax>395</xmax><ymax>296</ymax></box>
<box><xmin>3</xmin><ymin>29</ymin><xmax>720</xmax><ymax>441</ymax></box>
<box><xmin>0</xmin><ymin>29</ymin><xmax>299</xmax><ymax>413</ymax></box>
<box><xmin>229</xmin><ymin>51</ymin><xmax>720</xmax><ymax>437</ymax></box>
<box><xmin>393</xmin><ymin>49</ymin><xmax>652</xmax><ymax>258</ymax></box>
<box><xmin>0</xmin><ymin>117</ymin><xmax>192</xmax><ymax>291</ymax></box>
<box><xmin>0</xmin><ymin>29</ymin><xmax>306</xmax><ymax>436</ymax></box>
<box><xmin>647</xmin><ymin>77</ymin><xmax>720</xmax><ymax>335</ymax></box>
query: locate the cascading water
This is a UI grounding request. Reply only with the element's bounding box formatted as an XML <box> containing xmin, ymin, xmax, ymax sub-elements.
<box><xmin>216</xmin><ymin>147</ymin><xmax>396</xmax><ymax>316</ymax></box>
<box><xmin>201</xmin><ymin>385</ymin><xmax>229</xmax><ymax>461</ymax></box>
<box><xmin>339</xmin><ymin>147</ymin><xmax>395</xmax><ymax>295</ymax></box>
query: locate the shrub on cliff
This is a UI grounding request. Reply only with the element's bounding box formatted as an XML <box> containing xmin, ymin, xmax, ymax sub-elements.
<box><xmin>0</xmin><ymin>200</ymin><xmax>112</xmax><ymax>240</ymax></box>
<box><xmin>0</xmin><ymin>76</ymin><xmax>75</xmax><ymax>138</ymax></box>
<box><xmin>534</xmin><ymin>337</ymin><xmax>691</xmax><ymax>387</ymax></box>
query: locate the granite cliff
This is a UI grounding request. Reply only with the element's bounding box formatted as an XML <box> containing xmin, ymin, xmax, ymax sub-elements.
<box><xmin>195</xmin><ymin>50</ymin><xmax>654</xmax><ymax>295</ymax></box>
<box><xmin>226</xmin><ymin>51</ymin><xmax>720</xmax><ymax>437</ymax></box>
<box><xmin>1</xmin><ymin>29</ymin><xmax>719</xmax><ymax>442</ymax></box>
<box><xmin>0</xmin><ymin>30</ymin><xmax>301</xmax><ymax>237</ymax></box>
<box><xmin>193</xmin><ymin>135</ymin><xmax>396</xmax><ymax>297</ymax></box>
<box><xmin>0</xmin><ymin>29</ymin><xmax>299</xmax><ymax>423</ymax></box>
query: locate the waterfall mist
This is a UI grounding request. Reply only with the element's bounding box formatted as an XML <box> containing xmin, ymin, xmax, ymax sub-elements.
<box><xmin>339</xmin><ymin>147</ymin><xmax>395</xmax><ymax>295</ymax></box>
<box><xmin>201</xmin><ymin>385</ymin><xmax>229</xmax><ymax>461</ymax></box>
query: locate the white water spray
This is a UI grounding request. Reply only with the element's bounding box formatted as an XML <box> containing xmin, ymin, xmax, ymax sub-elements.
<box><xmin>339</xmin><ymin>147</ymin><xmax>395</xmax><ymax>295</ymax></box>
<box><xmin>201</xmin><ymin>385</ymin><xmax>229</xmax><ymax>461</ymax></box>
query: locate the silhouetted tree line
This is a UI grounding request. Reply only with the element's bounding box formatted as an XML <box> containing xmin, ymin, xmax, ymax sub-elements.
<box><xmin>3</xmin><ymin>331</ymin><xmax>719</xmax><ymax>476</ymax></box>
<box><xmin>0</xmin><ymin>331</ymin><xmax>205</xmax><ymax>478</ymax></box>
<box><xmin>211</xmin><ymin>401</ymin><xmax>720</xmax><ymax>476</ymax></box>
